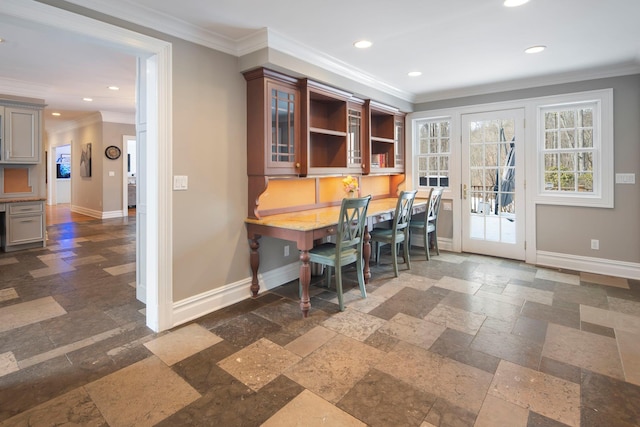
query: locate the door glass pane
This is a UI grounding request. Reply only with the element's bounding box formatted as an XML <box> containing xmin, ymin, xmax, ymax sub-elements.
<box><xmin>468</xmin><ymin>118</ymin><xmax>517</xmax><ymax>244</ymax></box>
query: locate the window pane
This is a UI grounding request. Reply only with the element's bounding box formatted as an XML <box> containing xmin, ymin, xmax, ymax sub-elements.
<box><xmin>560</xmin><ymin>172</ymin><xmax>576</xmax><ymax>191</ymax></box>
<box><xmin>441</xmin><ymin>121</ymin><xmax>450</xmax><ymax>137</ymax></box>
<box><xmin>560</xmin><ymin>153</ymin><xmax>576</xmax><ymax>171</ymax></box>
<box><xmin>440</xmin><ymin>138</ymin><xmax>450</xmax><ymax>153</ymax></box>
<box><xmin>418</xmin><ymin>157</ymin><xmax>428</xmax><ymax>171</ymax></box>
<box><xmin>559</xmin><ymin>110</ymin><xmax>575</xmax><ymax>128</ymax></box>
<box><xmin>485</xmin><ymin>144</ymin><xmax>498</xmax><ymax>167</ymax></box>
<box><xmin>545</xmin><ymin>131</ymin><xmax>557</xmax><ymax>149</ymax></box>
<box><xmin>428</xmin><ymin>157</ymin><xmax>438</xmax><ymax>171</ymax></box>
<box><xmin>579</xmin><ymin>153</ymin><xmax>593</xmax><ymax>171</ymax></box>
<box><xmin>419</xmin><ymin>139</ymin><xmax>429</xmax><ymax>154</ymax></box>
<box><xmin>440</xmin><ymin>156</ymin><xmax>449</xmax><ymax>171</ymax></box>
<box><xmin>429</xmin><ymin>139</ymin><xmax>438</xmax><ymax>153</ymax></box>
<box><xmin>545</xmin><ymin>153</ymin><xmax>558</xmax><ymax>169</ymax></box>
<box><xmin>471</xmin><ymin>169</ymin><xmax>484</xmax><ymax>187</ymax></box>
<box><xmin>580</xmin><ymin>129</ymin><xmax>593</xmax><ymax>148</ymax></box>
<box><xmin>577</xmin><ymin>173</ymin><xmax>593</xmax><ymax>191</ymax></box>
<box><xmin>579</xmin><ymin>108</ymin><xmax>593</xmax><ymax>127</ymax></box>
<box><xmin>560</xmin><ymin>130</ymin><xmax>575</xmax><ymax>148</ymax></box>
<box><xmin>545</xmin><ymin>112</ymin><xmax>558</xmax><ymax>129</ymax></box>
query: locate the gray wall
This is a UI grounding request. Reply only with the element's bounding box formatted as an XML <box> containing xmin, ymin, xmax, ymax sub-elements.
<box><xmin>416</xmin><ymin>74</ymin><xmax>640</xmax><ymax>263</ymax></box>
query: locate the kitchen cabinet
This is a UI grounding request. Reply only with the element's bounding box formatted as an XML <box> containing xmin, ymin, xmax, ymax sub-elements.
<box><xmin>1</xmin><ymin>200</ymin><xmax>45</xmax><ymax>251</ymax></box>
<box><xmin>365</xmin><ymin>100</ymin><xmax>405</xmax><ymax>174</ymax></box>
<box><xmin>0</xmin><ymin>103</ymin><xmax>41</xmax><ymax>164</ymax></box>
<box><xmin>245</xmin><ymin>68</ymin><xmax>405</xmax><ymax>178</ymax></box>
<box><xmin>245</xmin><ymin>68</ymin><xmax>302</xmax><ymax>177</ymax></box>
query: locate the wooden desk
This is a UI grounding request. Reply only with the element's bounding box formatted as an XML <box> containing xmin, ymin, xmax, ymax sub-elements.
<box><xmin>245</xmin><ymin>197</ymin><xmax>428</xmax><ymax>317</ymax></box>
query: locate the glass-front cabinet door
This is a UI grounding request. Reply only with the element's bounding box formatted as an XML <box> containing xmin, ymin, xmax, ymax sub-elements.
<box><xmin>267</xmin><ymin>80</ymin><xmax>300</xmax><ymax>175</ymax></box>
<box><xmin>347</xmin><ymin>104</ymin><xmax>363</xmax><ymax>172</ymax></box>
<box><xmin>394</xmin><ymin>115</ymin><xmax>405</xmax><ymax>172</ymax></box>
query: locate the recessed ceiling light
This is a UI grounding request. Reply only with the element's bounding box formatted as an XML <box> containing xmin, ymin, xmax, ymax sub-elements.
<box><xmin>51</xmin><ymin>112</ymin><xmax>61</xmax><ymax>116</ymax></box>
<box><xmin>504</xmin><ymin>0</ymin><xmax>530</xmax><ymax>7</ymax></box>
<box><xmin>408</xmin><ymin>71</ymin><xmax>422</xmax><ymax>77</ymax></box>
<box><xmin>353</xmin><ymin>40</ymin><xmax>372</xmax><ymax>49</ymax></box>
<box><xmin>525</xmin><ymin>45</ymin><xmax>546</xmax><ymax>54</ymax></box>
<box><xmin>0</xmin><ymin>38</ymin><xmax>4</xmax><ymax>43</ymax></box>
<box><xmin>82</xmin><ymin>97</ymin><xmax>93</xmax><ymax>102</ymax></box>
<box><xmin>108</xmin><ymin>86</ymin><xmax>119</xmax><ymax>91</ymax></box>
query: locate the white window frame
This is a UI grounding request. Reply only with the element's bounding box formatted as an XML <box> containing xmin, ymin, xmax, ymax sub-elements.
<box><xmin>534</xmin><ymin>89</ymin><xmax>613</xmax><ymax>208</ymax></box>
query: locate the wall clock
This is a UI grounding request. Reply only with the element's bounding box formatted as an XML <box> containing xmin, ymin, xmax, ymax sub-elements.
<box><xmin>105</xmin><ymin>145</ymin><xmax>122</xmax><ymax>160</ymax></box>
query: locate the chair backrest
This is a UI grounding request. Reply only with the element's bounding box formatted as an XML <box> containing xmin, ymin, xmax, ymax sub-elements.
<box><xmin>335</xmin><ymin>195</ymin><xmax>372</xmax><ymax>252</ymax></box>
<box><xmin>427</xmin><ymin>187</ymin><xmax>444</xmax><ymax>224</ymax></box>
<box><xmin>392</xmin><ymin>190</ymin><xmax>418</xmax><ymax>233</ymax></box>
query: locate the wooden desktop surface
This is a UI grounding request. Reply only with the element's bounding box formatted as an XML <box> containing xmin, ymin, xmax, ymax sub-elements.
<box><xmin>245</xmin><ymin>197</ymin><xmax>428</xmax><ymax>317</ymax></box>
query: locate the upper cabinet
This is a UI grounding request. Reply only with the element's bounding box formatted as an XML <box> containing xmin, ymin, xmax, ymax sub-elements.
<box><xmin>245</xmin><ymin>68</ymin><xmax>302</xmax><ymax>176</ymax></box>
<box><xmin>364</xmin><ymin>100</ymin><xmax>405</xmax><ymax>175</ymax></box>
<box><xmin>244</xmin><ymin>67</ymin><xmax>405</xmax><ymax>178</ymax></box>
<box><xmin>0</xmin><ymin>99</ymin><xmax>42</xmax><ymax>164</ymax></box>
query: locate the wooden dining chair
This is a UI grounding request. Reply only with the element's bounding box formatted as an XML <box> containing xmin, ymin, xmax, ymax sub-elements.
<box><xmin>307</xmin><ymin>195</ymin><xmax>371</xmax><ymax>311</ymax></box>
<box><xmin>410</xmin><ymin>187</ymin><xmax>444</xmax><ymax>260</ymax></box>
<box><xmin>370</xmin><ymin>190</ymin><xmax>418</xmax><ymax>277</ymax></box>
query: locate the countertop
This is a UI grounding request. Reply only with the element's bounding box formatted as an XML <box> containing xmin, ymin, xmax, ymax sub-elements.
<box><xmin>0</xmin><ymin>197</ymin><xmax>46</xmax><ymax>204</ymax></box>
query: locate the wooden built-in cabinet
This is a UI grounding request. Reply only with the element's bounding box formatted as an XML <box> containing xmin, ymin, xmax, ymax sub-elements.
<box><xmin>244</xmin><ymin>67</ymin><xmax>406</xmax><ymax>217</ymax></box>
<box><xmin>245</xmin><ymin>68</ymin><xmax>302</xmax><ymax>177</ymax></box>
<box><xmin>0</xmin><ymin>103</ymin><xmax>42</xmax><ymax>164</ymax></box>
<box><xmin>365</xmin><ymin>100</ymin><xmax>405</xmax><ymax>174</ymax></box>
<box><xmin>1</xmin><ymin>201</ymin><xmax>45</xmax><ymax>251</ymax></box>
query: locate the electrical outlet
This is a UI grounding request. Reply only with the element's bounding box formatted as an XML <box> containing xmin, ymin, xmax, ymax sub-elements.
<box><xmin>284</xmin><ymin>245</ymin><xmax>289</xmax><ymax>257</ymax></box>
<box><xmin>591</xmin><ymin>239</ymin><xmax>599</xmax><ymax>250</ymax></box>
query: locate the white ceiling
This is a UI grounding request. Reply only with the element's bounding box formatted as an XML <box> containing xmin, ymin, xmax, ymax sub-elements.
<box><xmin>1</xmin><ymin>0</ymin><xmax>639</xmax><ymax>130</ymax></box>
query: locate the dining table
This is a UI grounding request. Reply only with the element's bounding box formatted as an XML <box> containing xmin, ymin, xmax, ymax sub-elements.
<box><xmin>245</xmin><ymin>197</ymin><xmax>428</xmax><ymax>317</ymax></box>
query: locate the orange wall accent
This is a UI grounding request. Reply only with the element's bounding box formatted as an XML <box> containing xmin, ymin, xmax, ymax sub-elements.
<box><xmin>258</xmin><ymin>178</ymin><xmax>316</xmax><ymax>211</ymax></box>
<box><xmin>3</xmin><ymin>168</ymin><xmax>32</xmax><ymax>193</ymax></box>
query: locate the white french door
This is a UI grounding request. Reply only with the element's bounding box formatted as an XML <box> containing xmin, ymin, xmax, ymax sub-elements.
<box><xmin>461</xmin><ymin>109</ymin><xmax>525</xmax><ymax>260</ymax></box>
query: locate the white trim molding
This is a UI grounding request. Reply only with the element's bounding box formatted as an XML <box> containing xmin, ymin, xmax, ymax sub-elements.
<box><xmin>172</xmin><ymin>262</ymin><xmax>300</xmax><ymax>328</ymax></box>
<box><xmin>537</xmin><ymin>251</ymin><xmax>640</xmax><ymax>281</ymax></box>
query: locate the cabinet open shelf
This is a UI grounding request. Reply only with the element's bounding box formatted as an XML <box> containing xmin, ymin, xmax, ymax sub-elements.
<box><xmin>309</xmin><ymin>94</ymin><xmax>347</xmax><ymax>133</ymax></box>
<box><xmin>309</xmin><ymin>133</ymin><xmax>347</xmax><ymax>168</ymax></box>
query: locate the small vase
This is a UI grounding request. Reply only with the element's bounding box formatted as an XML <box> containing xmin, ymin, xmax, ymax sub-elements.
<box><xmin>347</xmin><ymin>191</ymin><xmax>356</xmax><ymax>198</ymax></box>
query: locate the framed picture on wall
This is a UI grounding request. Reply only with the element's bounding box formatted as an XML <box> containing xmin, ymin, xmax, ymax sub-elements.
<box><xmin>80</xmin><ymin>143</ymin><xmax>92</xmax><ymax>177</ymax></box>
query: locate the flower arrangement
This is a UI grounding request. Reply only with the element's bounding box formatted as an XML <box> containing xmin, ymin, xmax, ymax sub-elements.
<box><xmin>342</xmin><ymin>175</ymin><xmax>359</xmax><ymax>195</ymax></box>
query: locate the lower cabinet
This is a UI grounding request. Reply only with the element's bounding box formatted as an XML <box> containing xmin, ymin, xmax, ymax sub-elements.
<box><xmin>2</xmin><ymin>201</ymin><xmax>45</xmax><ymax>251</ymax></box>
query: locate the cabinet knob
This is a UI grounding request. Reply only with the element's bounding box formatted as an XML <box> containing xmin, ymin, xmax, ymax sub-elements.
<box><xmin>295</xmin><ymin>163</ymin><xmax>300</xmax><ymax>168</ymax></box>
<box><xmin>327</xmin><ymin>228</ymin><xmax>334</xmax><ymax>234</ymax></box>
<box><xmin>362</xmin><ymin>164</ymin><xmax>365</xmax><ymax>169</ymax></box>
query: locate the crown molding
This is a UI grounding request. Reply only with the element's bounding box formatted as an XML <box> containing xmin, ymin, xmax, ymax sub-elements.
<box><xmin>62</xmin><ymin>0</ymin><xmax>237</xmax><ymax>55</ymax></box>
<box><xmin>58</xmin><ymin>2</ymin><xmax>413</xmax><ymax>102</ymax></box>
<box><xmin>414</xmin><ymin>62</ymin><xmax>640</xmax><ymax>104</ymax></box>
<box><xmin>101</xmin><ymin>111</ymin><xmax>135</xmax><ymax>124</ymax></box>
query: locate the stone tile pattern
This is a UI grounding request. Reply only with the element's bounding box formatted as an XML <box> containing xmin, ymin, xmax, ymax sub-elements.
<box><xmin>1</xmin><ymin>218</ymin><xmax>640</xmax><ymax>426</ymax></box>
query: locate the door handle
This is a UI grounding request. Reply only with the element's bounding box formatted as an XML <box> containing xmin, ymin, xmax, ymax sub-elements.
<box><xmin>462</xmin><ymin>184</ymin><xmax>467</xmax><ymax>200</ymax></box>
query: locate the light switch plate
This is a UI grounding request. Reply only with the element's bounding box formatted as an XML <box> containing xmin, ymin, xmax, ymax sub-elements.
<box><xmin>173</xmin><ymin>175</ymin><xmax>188</xmax><ymax>190</ymax></box>
<box><xmin>615</xmin><ymin>173</ymin><xmax>635</xmax><ymax>184</ymax></box>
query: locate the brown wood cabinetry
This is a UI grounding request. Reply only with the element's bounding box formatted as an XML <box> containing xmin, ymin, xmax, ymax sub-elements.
<box><xmin>365</xmin><ymin>100</ymin><xmax>405</xmax><ymax>174</ymax></box>
<box><xmin>244</xmin><ymin>68</ymin><xmax>406</xmax><ymax>217</ymax></box>
<box><xmin>245</xmin><ymin>68</ymin><xmax>302</xmax><ymax>176</ymax></box>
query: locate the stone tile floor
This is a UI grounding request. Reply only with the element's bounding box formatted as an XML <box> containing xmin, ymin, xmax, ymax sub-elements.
<box><xmin>1</xmin><ymin>216</ymin><xmax>639</xmax><ymax>426</ymax></box>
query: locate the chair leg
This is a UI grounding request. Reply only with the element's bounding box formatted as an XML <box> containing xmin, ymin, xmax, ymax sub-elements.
<box><xmin>391</xmin><ymin>240</ymin><xmax>399</xmax><ymax>277</ymax></box>
<box><xmin>405</xmin><ymin>239</ymin><xmax>411</xmax><ymax>271</ymax></box>
<box><xmin>335</xmin><ymin>265</ymin><xmax>344</xmax><ymax>311</ymax></box>
<box><xmin>433</xmin><ymin>231</ymin><xmax>440</xmax><ymax>256</ymax></box>
<box><xmin>375</xmin><ymin>242</ymin><xmax>381</xmax><ymax>265</ymax></box>
<box><xmin>356</xmin><ymin>257</ymin><xmax>367</xmax><ymax>299</ymax></box>
<box><xmin>425</xmin><ymin>230</ymin><xmax>431</xmax><ymax>261</ymax></box>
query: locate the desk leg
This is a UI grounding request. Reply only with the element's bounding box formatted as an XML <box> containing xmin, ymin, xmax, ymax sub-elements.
<box><xmin>299</xmin><ymin>250</ymin><xmax>311</xmax><ymax>318</ymax></box>
<box><xmin>363</xmin><ymin>226</ymin><xmax>371</xmax><ymax>284</ymax></box>
<box><xmin>249</xmin><ymin>237</ymin><xmax>261</xmax><ymax>297</ymax></box>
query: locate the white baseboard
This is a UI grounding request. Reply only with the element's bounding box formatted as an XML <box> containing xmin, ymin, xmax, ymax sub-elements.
<box><xmin>171</xmin><ymin>262</ymin><xmax>300</xmax><ymax>328</ymax></box>
<box><xmin>70</xmin><ymin>205</ymin><xmax>102</xmax><ymax>219</ymax></box>
<box><xmin>70</xmin><ymin>206</ymin><xmax>126</xmax><ymax>219</ymax></box>
<box><xmin>536</xmin><ymin>250</ymin><xmax>640</xmax><ymax>280</ymax></box>
<box><xmin>102</xmin><ymin>210</ymin><xmax>125</xmax><ymax>219</ymax></box>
